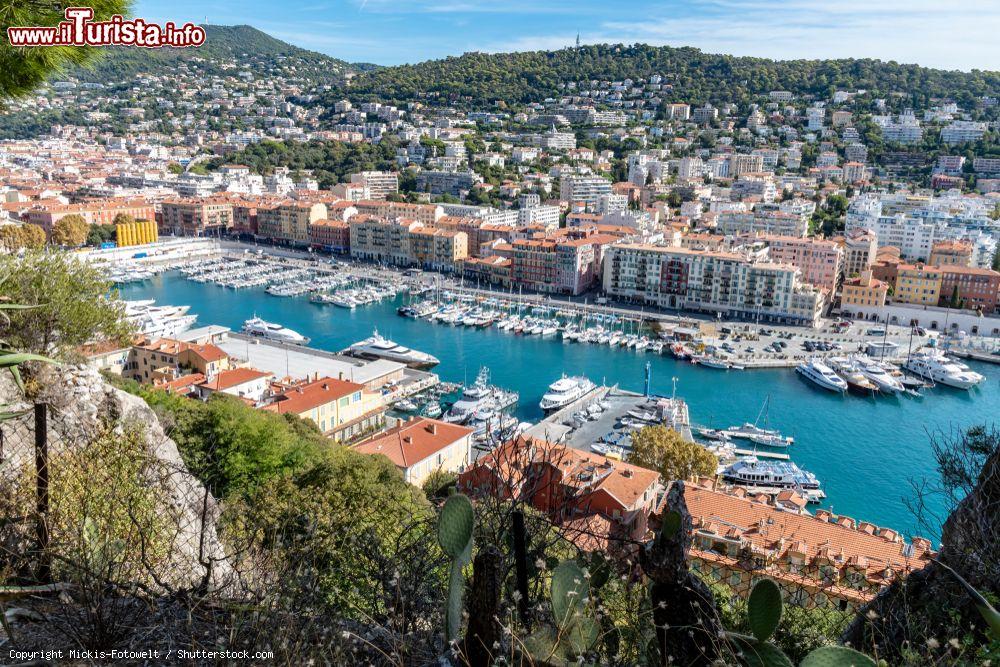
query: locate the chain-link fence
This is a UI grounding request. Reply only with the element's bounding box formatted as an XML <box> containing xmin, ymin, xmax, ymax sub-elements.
<box><xmin>0</xmin><ymin>401</ymin><xmax>992</xmax><ymax>665</ymax></box>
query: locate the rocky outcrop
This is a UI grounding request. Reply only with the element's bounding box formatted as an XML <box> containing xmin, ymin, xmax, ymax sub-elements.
<box><xmin>841</xmin><ymin>443</ymin><xmax>1000</xmax><ymax>659</ymax></box>
<box><xmin>0</xmin><ymin>364</ymin><xmax>229</xmax><ymax>591</ymax></box>
<box><xmin>641</xmin><ymin>481</ymin><xmax>723</xmax><ymax>666</ymax></box>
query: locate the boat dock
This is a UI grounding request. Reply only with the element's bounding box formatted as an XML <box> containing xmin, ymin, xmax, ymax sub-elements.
<box><xmin>523</xmin><ymin>386</ymin><xmax>694</xmax><ymax>456</ymax></box>
<box><xmin>734</xmin><ymin>448</ymin><xmax>789</xmax><ymax>460</ymax></box>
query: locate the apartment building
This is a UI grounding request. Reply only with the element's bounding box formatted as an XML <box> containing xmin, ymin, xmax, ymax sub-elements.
<box><xmin>895</xmin><ymin>264</ymin><xmax>942</xmax><ymax>306</ymax></box>
<box><xmin>349</xmin><ymin>171</ymin><xmax>399</xmax><ymax>199</ymax></box>
<box><xmin>729</xmin><ymin>153</ymin><xmax>765</xmax><ymax>177</ymax></box>
<box><xmin>354</xmin><ymin>417</ymin><xmax>474</xmax><ymax>487</ymax></box>
<box><xmin>160</xmin><ymin>198</ymin><xmax>234</xmax><ymax>236</ymax></box>
<box><xmin>682</xmin><ymin>480</ymin><xmax>933</xmax><ymax>611</ymax></box>
<box><xmin>716</xmin><ymin>211</ymin><xmax>808</xmax><ymax>238</ymax></box>
<box><xmin>308</xmin><ymin>219</ymin><xmax>351</xmax><ymax>253</ymax></box>
<box><xmin>754</xmin><ymin>235</ymin><xmax>842</xmax><ymax>294</ymax></box>
<box><xmin>409</xmin><ymin>227</ymin><xmax>469</xmax><ymax>272</ymax></box>
<box><xmin>349</xmin><ymin>215</ymin><xmax>420</xmax><ymax>265</ymax></box>
<box><xmin>928</xmin><ymin>240</ymin><xmax>974</xmax><ymax>267</ymax></box>
<box><xmin>415</xmin><ymin>170</ymin><xmax>480</xmax><ymax>196</ymax></box>
<box><xmin>459</xmin><ymin>438</ymin><xmax>662</xmax><ymax>550</ymax></box>
<box><xmin>838</xmin><ymin>230</ymin><xmax>878</xmax><ymax>278</ymax></box>
<box><xmin>938</xmin><ymin>266</ymin><xmax>1000</xmax><ymax>312</ymax></box>
<box><xmin>603</xmin><ymin>243</ymin><xmax>826</xmax><ymax>326</ymax></box>
<box><xmin>26</xmin><ymin>198</ymin><xmax>155</xmax><ymax>230</ymax></box>
<box><xmin>353</xmin><ymin>200</ymin><xmax>443</xmax><ymax>225</ymax></box>
<box><xmin>261</xmin><ymin>376</ymin><xmax>385</xmax><ymax>443</ymax></box>
<box><xmin>940</xmin><ymin>121</ymin><xmax>987</xmax><ymax>145</ymax></box>
<box><xmin>125</xmin><ymin>338</ymin><xmax>231</xmax><ymax>384</ymax></box>
<box><xmin>257</xmin><ymin>201</ymin><xmax>328</xmax><ymax>246</ymax></box>
<box><xmin>840</xmin><ymin>270</ymin><xmax>888</xmax><ymax>312</ymax></box>
<box><xmin>559</xmin><ymin>174</ymin><xmax>613</xmax><ymax>209</ymax></box>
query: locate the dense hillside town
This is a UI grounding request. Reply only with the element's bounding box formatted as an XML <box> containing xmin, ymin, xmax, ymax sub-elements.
<box><xmin>3</xmin><ymin>39</ymin><xmax>998</xmax><ymax>330</ymax></box>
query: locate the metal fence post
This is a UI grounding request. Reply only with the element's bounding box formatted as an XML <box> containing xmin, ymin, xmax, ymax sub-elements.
<box><xmin>34</xmin><ymin>402</ymin><xmax>50</xmax><ymax>584</ymax></box>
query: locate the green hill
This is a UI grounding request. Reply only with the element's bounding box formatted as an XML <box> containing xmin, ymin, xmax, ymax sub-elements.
<box><xmin>72</xmin><ymin>25</ymin><xmax>355</xmax><ymax>81</ymax></box>
<box><xmin>332</xmin><ymin>43</ymin><xmax>1000</xmax><ymax>109</ymax></box>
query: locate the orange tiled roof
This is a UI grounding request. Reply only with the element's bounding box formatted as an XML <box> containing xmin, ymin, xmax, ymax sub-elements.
<box><xmin>262</xmin><ymin>376</ymin><xmax>363</xmax><ymax>415</ymax></box>
<box><xmin>198</xmin><ymin>367</ymin><xmax>272</xmax><ymax>391</ymax></box>
<box><xmin>681</xmin><ymin>482</ymin><xmax>933</xmax><ymax>580</ymax></box>
<box><xmin>354</xmin><ymin>417</ymin><xmax>473</xmax><ymax>468</ymax></box>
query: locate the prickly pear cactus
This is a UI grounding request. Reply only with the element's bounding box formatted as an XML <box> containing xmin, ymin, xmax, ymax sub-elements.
<box><xmin>436</xmin><ymin>493</ymin><xmax>474</xmax><ymax>643</ymax></box>
<box><xmin>799</xmin><ymin>646</ymin><xmax>878</xmax><ymax>667</ymax></box>
<box><xmin>437</xmin><ymin>492</ymin><xmax>474</xmax><ymax>558</ymax></box>
<box><xmin>747</xmin><ymin>578</ymin><xmax>783</xmax><ymax>642</ymax></box>
<box><xmin>523</xmin><ymin>559</ymin><xmax>601</xmax><ymax>665</ymax></box>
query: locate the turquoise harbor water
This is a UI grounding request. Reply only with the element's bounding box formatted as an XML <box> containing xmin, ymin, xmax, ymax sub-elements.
<box><xmin>121</xmin><ymin>272</ymin><xmax>1000</xmax><ymax>541</ymax></box>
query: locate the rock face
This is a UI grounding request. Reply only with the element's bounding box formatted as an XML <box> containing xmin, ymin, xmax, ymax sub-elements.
<box><xmin>640</xmin><ymin>481</ymin><xmax>723</xmax><ymax>666</ymax></box>
<box><xmin>841</xmin><ymin>443</ymin><xmax>1000</xmax><ymax>659</ymax></box>
<box><xmin>0</xmin><ymin>365</ymin><xmax>229</xmax><ymax>590</ymax></box>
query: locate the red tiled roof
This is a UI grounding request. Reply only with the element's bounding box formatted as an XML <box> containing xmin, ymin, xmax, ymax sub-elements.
<box><xmin>262</xmin><ymin>377</ymin><xmax>363</xmax><ymax>415</ymax></box>
<box><xmin>354</xmin><ymin>417</ymin><xmax>473</xmax><ymax>468</ymax></box>
<box><xmin>198</xmin><ymin>367</ymin><xmax>272</xmax><ymax>391</ymax></box>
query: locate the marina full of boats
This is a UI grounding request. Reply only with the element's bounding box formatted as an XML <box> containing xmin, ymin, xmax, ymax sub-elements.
<box><xmin>398</xmin><ymin>293</ymin><xmax>668</xmax><ymax>353</ymax></box>
<box><xmin>180</xmin><ymin>256</ymin><xmax>408</xmax><ymax>306</ymax></box>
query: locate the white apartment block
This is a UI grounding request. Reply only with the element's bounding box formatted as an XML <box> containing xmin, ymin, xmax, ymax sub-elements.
<box><xmin>350</xmin><ymin>171</ymin><xmax>399</xmax><ymax>199</ymax></box>
<box><xmin>559</xmin><ymin>174</ymin><xmax>613</xmax><ymax>209</ymax></box>
<box><xmin>716</xmin><ymin>211</ymin><xmax>808</xmax><ymax>238</ymax></box>
<box><xmin>602</xmin><ymin>244</ymin><xmax>826</xmax><ymax>326</ymax></box>
<box><xmin>517</xmin><ymin>205</ymin><xmax>561</xmax><ymax>228</ymax></box>
<box><xmin>940</xmin><ymin>121</ymin><xmax>988</xmax><ymax>145</ymax></box>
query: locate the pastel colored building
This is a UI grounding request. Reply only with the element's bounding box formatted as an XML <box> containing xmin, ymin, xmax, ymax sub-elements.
<box><xmin>354</xmin><ymin>417</ymin><xmax>474</xmax><ymax>487</ymax></box>
<box><xmin>895</xmin><ymin>264</ymin><xmax>942</xmax><ymax>306</ymax></box>
<box><xmin>261</xmin><ymin>376</ymin><xmax>386</xmax><ymax>443</ymax></box>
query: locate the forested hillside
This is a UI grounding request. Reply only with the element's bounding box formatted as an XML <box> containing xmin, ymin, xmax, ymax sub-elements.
<box><xmin>70</xmin><ymin>25</ymin><xmax>355</xmax><ymax>82</ymax></box>
<box><xmin>332</xmin><ymin>44</ymin><xmax>1000</xmax><ymax>108</ymax></box>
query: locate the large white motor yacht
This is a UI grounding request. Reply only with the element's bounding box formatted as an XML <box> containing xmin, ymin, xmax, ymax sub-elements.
<box><xmin>903</xmin><ymin>351</ymin><xmax>984</xmax><ymax>389</ymax></box>
<box><xmin>443</xmin><ymin>367</ymin><xmax>518</xmax><ymax>424</ymax></box>
<box><xmin>795</xmin><ymin>358</ymin><xmax>848</xmax><ymax>393</ymax></box>
<box><xmin>347</xmin><ymin>328</ymin><xmax>440</xmax><ymax>367</ymax></box>
<box><xmin>539</xmin><ymin>375</ymin><xmax>596</xmax><ymax>411</ymax></box>
<box><xmin>242</xmin><ymin>317</ymin><xmax>310</xmax><ymax>345</ymax></box>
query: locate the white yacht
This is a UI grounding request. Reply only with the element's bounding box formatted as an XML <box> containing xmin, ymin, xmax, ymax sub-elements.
<box><xmin>443</xmin><ymin>367</ymin><xmax>519</xmax><ymax>424</ymax></box>
<box><xmin>539</xmin><ymin>375</ymin><xmax>596</xmax><ymax>411</ymax></box>
<box><xmin>242</xmin><ymin>317</ymin><xmax>310</xmax><ymax>345</ymax></box>
<box><xmin>796</xmin><ymin>358</ymin><xmax>848</xmax><ymax>393</ymax></box>
<box><xmin>854</xmin><ymin>355</ymin><xmax>905</xmax><ymax>394</ymax></box>
<box><xmin>720</xmin><ymin>457</ymin><xmax>822</xmax><ymax>494</ymax></box>
<box><xmin>347</xmin><ymin>329</ymin><xmax>440</xmax><ymax>368</ymax></box>
<box><xmin>124</xmin><ymin>300</ymin><xmax>197</xmax><ymax>338</ymax></box>
<box><xmin>903</xmin><ymin>351</ymin><xmax>984</xmax><ymax>389</ymax></box>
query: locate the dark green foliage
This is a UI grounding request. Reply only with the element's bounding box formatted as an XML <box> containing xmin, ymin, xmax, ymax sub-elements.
<box><xmin>0</xmin><ymin>0</ymin><xmax>132</xmax><ymax>104</ymax></box>
<box><xmin>69</xmin><ymin>25</ymin><xmax>353</xmax><ymax>83</ymax></box>
<box><xmin>86</xmin><ymin>224</ymin><xmax>117</xmax><ymax>247</ymax></box>
<box><xmin>325</xmin><ymin>44</ymin><xmax>1000</xmax><ymax>109</ymax></box>
<box><xmin>205</xmin><ymin>139</ymin><xmax>400</xmax><ymax>189</ymax></box>
<box><xmin>122</xmin><ymin>385</ymin><xmax>329</xmax><ymax>498</ymax></box>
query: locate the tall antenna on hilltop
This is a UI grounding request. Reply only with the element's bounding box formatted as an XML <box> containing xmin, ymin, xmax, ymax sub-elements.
<box><xmin>576</xmin><ymin>33</ymin><xmax>580</xmax><ymax>50</ymax></box>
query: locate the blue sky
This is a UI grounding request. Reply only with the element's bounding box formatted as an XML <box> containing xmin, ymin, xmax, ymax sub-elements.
<box><xmin>137</xmin><ymin>0</ymin><xmax>999</xmax><ymax>71</ymax></box>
